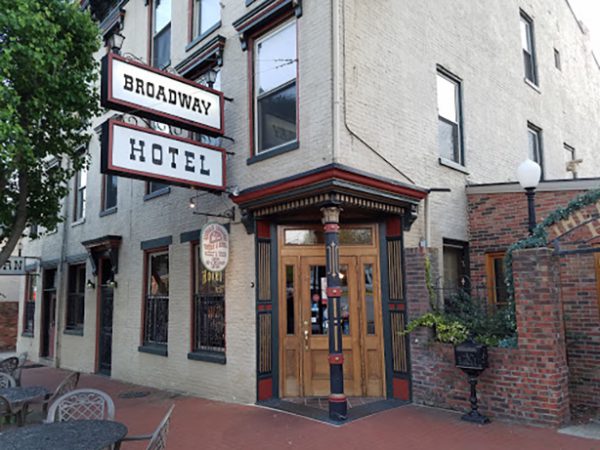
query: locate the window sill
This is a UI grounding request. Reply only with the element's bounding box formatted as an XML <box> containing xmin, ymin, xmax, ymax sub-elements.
<box><xmin>187</xmin><ymin>350</ymin><xmax>226</xmax><ymax>365</ymax></box>
<box><xmin>21</xmin><ymin>332</ymin><xmax>34</xmax><ymax>338</ymax></box>
<box><xmin>439</xmin><ymin>157</ymin><xmax>469</xmax><ymax>174</ymax></box>
<box><xmin>185</xmin><ymin>22</ymin><xmax>222</xmax><ymax>52</ymax></box>
<box><xmin>524</xmin><ymin>78</ymin><xmax>541</xmax><ymax>93</ymax></box>
<box><xmin>138</xmin><ymin>344</ymin><xmax>168</xmax><ymax>357</ymax></box>
<box><xmin>99</xmin><ymin>207</ymin><xmax>117</xmax><ymax>217</ymax></box>
<box><xmin>143</xmin><ymin>187</ymin><xmax>171</xmax><ymax>201</ymax></box>
<box><xmin>64</xmin><ymin>329</ymin><xmax>84</xmax><ymax>337</ymax></box>
<box><xmin>247</xmin><ymin>140</ymin><xmax>299</xmax><ymax>165</ymax></box>
<box><xmin>71</xmin><ymin>218</ymin><xmax>86</xmax><ymax>228</ymax></box>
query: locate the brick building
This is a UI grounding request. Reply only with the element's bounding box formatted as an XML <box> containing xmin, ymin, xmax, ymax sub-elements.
<box><xmin>15</xmin><ymin>0</ymin><xmax>600</xmax><ymax>423</ymax></box>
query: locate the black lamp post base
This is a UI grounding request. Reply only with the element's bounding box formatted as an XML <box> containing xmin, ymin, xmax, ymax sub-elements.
<box><xmin>461</xmin><ymin>410</ymin><xmax>490</xmax><ymax>424</ymax></box>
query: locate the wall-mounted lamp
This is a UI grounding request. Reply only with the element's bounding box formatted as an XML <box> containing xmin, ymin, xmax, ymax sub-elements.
<box><xmin>86</xmin><ymin>279</ymin><xmax>96</xmax><ymax>289</ymax></box>
<box><xmin>108</xmin><ymin>32</ymin><xmax>125</xmax><ymax>55</ymax></box>
<box><xmin>108</xmin><ymin>280</ymin><xmax>118</xmax><ymax>289</ymax></box>
<box><xmin>516</xmin><ymin>159</ymin><xmax>542</xmax><ymax>235</ymax></box>
<box><xmin>206</xmin><ymin>68</ymin><xmax>219</xmax><ymax>89</ymax></box>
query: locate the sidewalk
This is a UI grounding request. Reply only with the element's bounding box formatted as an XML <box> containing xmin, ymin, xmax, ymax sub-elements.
<box><xmin>18</xmin><ymin>365</ymin><xmax>600</xmax><ymax>450</ymax></box>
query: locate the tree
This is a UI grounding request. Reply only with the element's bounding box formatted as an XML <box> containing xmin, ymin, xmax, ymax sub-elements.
<box><xmin>0</xmin><ymin>0</ymin><xmax>100</xmax><ymax>266</ymax></box>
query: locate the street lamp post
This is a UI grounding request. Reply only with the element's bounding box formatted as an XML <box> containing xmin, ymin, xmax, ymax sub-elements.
<box><xmin>516</xmin><ymin>159</ymin><xmax>542</xmax><ymax>235</ymax></box>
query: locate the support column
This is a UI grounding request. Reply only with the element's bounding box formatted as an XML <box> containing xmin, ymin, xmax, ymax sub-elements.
<box><xmin>322</xmin><ymin>205</ymin><xmax>347</xmax><ymax>420</ymax></box>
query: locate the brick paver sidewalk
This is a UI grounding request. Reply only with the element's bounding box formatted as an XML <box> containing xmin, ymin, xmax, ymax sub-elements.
<box><xmin>17</xmin><ymin>366</ymin><xmax>600</xmax><ymax>450</ymax></box>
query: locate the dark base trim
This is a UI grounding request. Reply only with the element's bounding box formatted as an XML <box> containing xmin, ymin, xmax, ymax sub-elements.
<box><xmin>257</xmin><ymin>398</ymin><xmax>408</xmax><ymax>425</ymax></box>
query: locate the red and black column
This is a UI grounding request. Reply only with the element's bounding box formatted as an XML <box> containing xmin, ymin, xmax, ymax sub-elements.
<box><xmin>322</xmin><ymin>205</ymin><xmax>347</xmax><ymax>420</ymax></box>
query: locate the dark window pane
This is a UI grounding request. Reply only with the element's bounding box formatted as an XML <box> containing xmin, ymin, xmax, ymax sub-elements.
<box><xmin>257</xmin><ymin>82</ymin><xmax>297</xmax><ymax>152</ymax></box>
<box><xmin>66</xmin><ymin>264</ymin><xmax>85</xmax><ymax>330</ymax></box>
<box><xmin>438</xmin><ymin>118</ymin><xmax>459</xmax><ymax>162</ymax></box>
<box><xmin>523</xmin><ymin>51</ymin><xmax>535</xmax><ymax>82</ymax></box>
<box><xmin>309</xmin><ymin>265</ymin><xmax>328</xmax><ymax>335</ymax></box>
<box><xmin>153</xmin><ymin>25</ymin><xmax>171</xmax><ymax>68</ymax></box>
<box><xmin>340</xmin><ymin>265</ymin><xmax>350</xmax><ymax>335</ymax></box>
<box><xmin>104</xmin><ymin>175</ymin><xmax>117</xmax><ymax>210</ymax></box>
<box><xmin>493</xmin><ymin>258</ymin><xmax>508</xmax><ymax>305</ymax></box>
<box><xmin>364</xmin><ymin>264</ymin><xmax>375</xmax><ymax>335</ymax></box>
<box><xmin>149</xmin><ymin>253</ymin><xmax>169</xmax><ymax>296</ymax></box>
<box><xmin>286</xmin><ymin>265</ymin><xmax>295</xmax><ymax>335</ymax></box>
<box><xmin>194</xmin><ymin>251</ymin><xmax>225</xmax><ymax>353</ymax></box>
<box><xmin>149</xmin><ymin>181</ymin><xmax>169</xmax><ymax>194</ymax></box>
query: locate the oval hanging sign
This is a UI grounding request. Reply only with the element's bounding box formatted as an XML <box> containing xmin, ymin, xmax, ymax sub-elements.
<box><xmin>200</xmin><ymin>223</ymin><xmax>229</xmax><ymax>272</ymax></box>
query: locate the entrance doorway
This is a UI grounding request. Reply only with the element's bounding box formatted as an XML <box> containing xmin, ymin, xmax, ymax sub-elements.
<box><xmin>40</xmin><ymin>268</ymin><xmax>57</xmax><ymax>359</ymax></box>
<box><xmin>97</xmin><ymin>258</ymin><xmax>114</xmax><ymax>375</ymax></box>
<box><xmin>279</xmin><ymin>226</ymin><xmax>385</xmax><ymax>398</ymax></box>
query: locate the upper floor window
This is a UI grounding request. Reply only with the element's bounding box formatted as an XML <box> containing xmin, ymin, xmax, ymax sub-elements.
<box><xmin>564</xmin><ymin>143</ymin><xmax>577</xmax><ymax>179</ymax></box>
<box><xmin>66</xmin><ymin>264</ymin><xmax>86</xmax><ymax>332</ymax></box>
<box><xmin>527</xmin><ymin>123</ymin><xmax>543</xmax><ymax>171</ymax></box>
<box><xmin>23</xmin><ymin>272</ymin><xmax>37</xmax><ymax>336</ymax></box>
<box><xmin>254</xmin><ymin>20</ymin><xmax>297</xmax><ymax>154</ymax></box>
<box><xmin>196</xmin><ymin>0</ymin><xmax>220</xmax><ymax>38</ymax></box>
<box><xmin>436</xmin><ymin>69</ymin><xmax>463</xmax><ymax>165</ymax></box>
<box><xmin>520</xmin><ymin>11</ymin><xmax>538</xmax><ymax>85</ymax></box>
<box><xmin>554</xmin><ymin>48</ymin><xmax>561</xmax><ymax>70</ymax></box>
<box><xmin>73</xmin><ymin>164</ymin><xmax>87</xmax><ymax>222</ymax></box>
<box><xmin>153</xmin><ymin>0</ymin><xmax>171</xmax><ymax>68</ymax></box>
<box><xmin>102</xmin><ymin>174</ymin><xmax>118</xmax><ymax>212</ymax></box>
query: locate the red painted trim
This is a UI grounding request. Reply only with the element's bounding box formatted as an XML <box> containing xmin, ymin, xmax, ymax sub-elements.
<box><xmin>386</xmin><ymin>217</ymin><xmax>402</xmax><ymax>238</ymax></box>
<box><xmin>256</xmin><ymin>220</ymin><xmax>271</xmax><ymax>239</ymax></box>
<box><xmin>328</xmin><ymin>395</ymin><xmax>347</xmax><ymax>403</ymax></box>
<box><xmin>235</xmin><ymin>0</ymin><xmax>291</xmax><ymax>32</ymax></box>
<box><xmin>257</xmin><ymin>304</ymin><xmax>272</xmax><ymax>311</ymax></box>
<box><xmin>102</xmin><ymin>53</ymin><xmax>225</xmax><ymax>136</ymax></box>
<box><xmin>328</xmin><ymin>354</ymin><xmax>344</xmax><ymax>365</ymax></box>
<box><xmin>393</xmin><ymin>378</ymin><xmax>410</xmax><ymax>401</ymax></box>
<box><xmin>104</xmin><ymin>119</ymin><xmax>226</xmax><ymax>191</ymax></box>
<box><xmin>326</xmin><ymin>287</ymin><xmax>342</xmax><ymax>297</ymax></box>
<box><xmin>234</xmin><ymin>167</ymin><xmax>428</xmax><ymax>205</ymax></box>
<box><xmin>189</xmin><ymin>242</ymin><xmax>196</xmax><ymax>352</ymax></box>
<box><xmin>257</xmin><ymin>377</ymin><xmax>273</xmax><ymax>401</ymax></box>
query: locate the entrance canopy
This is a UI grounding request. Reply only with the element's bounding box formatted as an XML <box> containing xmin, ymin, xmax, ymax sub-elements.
<box><xmin>233</xmin><ymin>164</ymin><xmax>429</xmax><ymax>227</ymax></box>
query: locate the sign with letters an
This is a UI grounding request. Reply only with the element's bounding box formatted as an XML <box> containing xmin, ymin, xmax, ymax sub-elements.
<box><xmin>101</xmin><ymin>120</ymin><xmax>226</xmax><ymax>191</ymax></box>
<box><xmin>200</xmin><ymin>223</ymin><xmax>229</xmax><ymax>272</ymax></box>
<box><xmin>101</xmin><ymin>53</ymin><xmax>224</xmax><ymax>136</ymax></box>
<box><xmin>0</xmin><ymin>257</ymin><xmax>26</xmax><ymax>275</ymax></box>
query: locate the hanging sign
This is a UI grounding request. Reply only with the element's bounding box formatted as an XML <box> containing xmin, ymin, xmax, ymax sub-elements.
<box><xmin>200</xmin><ymin>223</ymin><xmax>229</xmax><ymax>272</ymax></box>
<box><xmin>101</xmin><ymin>52</ymin><xmax>224</xmax><ymax>136</ymax></box>
<box><xmin>101</xmin><ymin>119</ymin><xmax>226</xmax><ymax>191</ymax></box>
<box><xmin>0</xmin><ymin>257</ymin><xmax>26</xmax><ymax>275</ymax></box>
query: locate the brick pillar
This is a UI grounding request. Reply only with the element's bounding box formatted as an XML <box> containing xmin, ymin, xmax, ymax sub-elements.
<box><xmin>512</xmin><ymin>248</ymin><xmax>570</xmax><ymax>426</ymax></box>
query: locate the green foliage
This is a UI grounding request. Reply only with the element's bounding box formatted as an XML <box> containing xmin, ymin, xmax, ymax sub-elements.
<box><xmin>0</xmin><ymin>0</ymin><xmax>100</xmax><ymax>259</ymax></box>
<box><xmin>424</xmin><ymin>255</ymin><xmax>437</xmax><ymax>309</ymax></box>
<box><xmin>403</xmin><ymin>312</ymin><xmax>468</xmax><ymax>345</ymax></box>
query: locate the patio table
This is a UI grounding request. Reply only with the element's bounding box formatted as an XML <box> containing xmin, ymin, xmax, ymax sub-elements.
<box><xmin>0</xmin><ymin>386</ymin><xmax>49</xmax><ymax>406</ymax></box>
<box><xmin>0</xmin><ymin>420</ymin><xmax>128</xmax><ymax>450</ymax></box>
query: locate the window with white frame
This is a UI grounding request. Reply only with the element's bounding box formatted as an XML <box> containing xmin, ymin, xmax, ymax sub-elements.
<box><xmin>564</xmin><ymin>143</ymin><xmax>577</xmax><ymax>179</ymax></box>
<box><xmin>153</xmin><ymin>0</ymin><xmax>171</xmax><ymax>68</ymax></box>
<box><xmin>436</xmin><ymin>69</ymin><xmax>463</xmax><ymax>165</ymax></box>
<box><xmin>254</xmin><ymin>20</ymin><xmax>297</xmax><ymax>154</ymax></box>
<box><xmin>527</xmin><ymin>123</ymin><xmax>542</xmax><ymax>167</ymax></box>
<box><xmin>520</xmin><ymin>11</ymin><xmax>538</xmax><ymax>85</ymax></box>
<box><xmin>73</xmin><ymin>163</ymin><xmax>87</xmax><ymax>221</ymax></box>
<box><xmin>196</xmin><ymin>0</ymin><xmax>220</xmax><ymax>37</ymax></box>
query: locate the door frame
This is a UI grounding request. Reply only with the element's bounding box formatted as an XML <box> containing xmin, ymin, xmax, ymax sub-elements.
<box><xmin>276</xmin><ymin>224</ymin><xmax>386</xmax><ymax>398</ymax></box>
<box><xmin>94</xmin><ymin>257</ymin><xmax>114</xmax><ymax>375</ymax></box>
<box><xmin>39</xmin><ymin>267</ymin><xmax>57</xmax><ymax>359</ymax></box>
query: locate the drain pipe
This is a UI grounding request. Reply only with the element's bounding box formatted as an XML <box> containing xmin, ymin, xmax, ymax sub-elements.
<box><xmin>331</xmin><ymin>0</ymin><xmax>341</xmax><ymax>163</ymax></box>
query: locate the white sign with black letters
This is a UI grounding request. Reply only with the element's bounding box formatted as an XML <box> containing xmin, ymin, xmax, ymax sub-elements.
<box><xmin>101</xmin><ymin>120</ymin><xmax>226</xmax><ymax>191</ymax></box>
<box><xmin>101</xmin><ymin>53</ymin><xmax>224</xmax><ymax>135</ymax></box>
<box><xmin>0</xmin><ymin>257</ymin><xmax>26</xmax><ymax>275</ymax></box>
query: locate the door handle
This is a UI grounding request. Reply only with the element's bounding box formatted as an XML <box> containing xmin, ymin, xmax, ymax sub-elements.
<box><xmin>303</xmin><ymin>329</ymin><xmax>309</xmax><ymax>350</ymax></box>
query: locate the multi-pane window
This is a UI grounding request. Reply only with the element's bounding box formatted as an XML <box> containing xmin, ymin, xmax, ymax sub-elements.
<box><xmin>193</xmin><ymin>245</ymin><xmax>225</xmax><ymax>354</ymax></box>
<box><xmin>436</xmin><ymin>70</ymin><xmax>463</xmax><ymax>164</ymax></box>
<box><xmin>73</xmin><ymin>164</ymin><xmax>87</xmax><ymax>221</ymax></box>
<box><xmin>520</xmin><ymin>11</ymin><xmax>538</xmax><ymax>84</ymax></box>
<box><xmin>442</xmin><ymin>240</ymin><xmax>469</xmax><ymax>302</ymax></box>
<box><xmin>527</xmin><ymin>124</ymin><xmax>543</xmax><ymax>169</ymax></box>
<box><xmin>102</xmin><ymin>175</ymin><xmax>117</xmax><ymax>211</ymax></box>
<box><xmin>153</xmin><ymin>0</ymin><xmax>171</xmax><ymax>68</ymax></box>
<box><xmin>147</xmin><ymin>181</ymin><xmax>169</xmax><ymax>195</ymax></box>
<box><xmin>196</xmin><ymin>0</ymin><xmax>220</xmax><ymax>37</ymax></box>
<box><xmin>23</xmin><ymin>272</ymin><xmax>37</xmax><ymax>335</ymax></box>
<box><xmin>66</xmin><ymin>264</ymin><xmax>85</xmax><ymax>332</ymax></box>
<box><xmin>486</xmin><ymin>253</ymin><xmax>508</xmax><ymax>308</ymax></box>
<box><xmin>564</xmin><ymin>143</ymin><xmax>577</xmax><ymax>179</ymax></box>
<box><xmin>143</xmin><ymin>251</ymin><xmax>169</xmax><ymax>347</ymax></box>
<box><xmin>255</xmin><ymin>21</ymin><xmax>297</xmax><ymax>153</ymax></box>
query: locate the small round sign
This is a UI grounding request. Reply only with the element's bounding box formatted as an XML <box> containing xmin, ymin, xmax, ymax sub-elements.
<box><xmin>200</xmin><ymin>223</ymin><xmax>229</xmax><ymax>272</ymax></box>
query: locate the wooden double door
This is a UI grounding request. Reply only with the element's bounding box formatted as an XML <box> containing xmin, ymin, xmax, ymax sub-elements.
<box><xmin>280</xmin><ymin>249</ymin><xmax>385</xmax><ymax>398</ymax></box>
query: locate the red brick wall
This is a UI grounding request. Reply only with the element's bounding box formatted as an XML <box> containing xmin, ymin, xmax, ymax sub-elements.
<box><xmin>467</xmin><ymin>189</ymin><xmax>600</xmax><ymax>413</ymax></box>
<box><xmin>0</xmin><ymin>302</ymin><xmax>18</xmax><ymax>351</ymax></box>
<box><xmin>409</xmin><ymin>248</ymin><xmax>570</xmax><ymax>426</ymax></box>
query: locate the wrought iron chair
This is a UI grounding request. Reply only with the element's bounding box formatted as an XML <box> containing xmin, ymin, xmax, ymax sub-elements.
<box><xmin>0</xmin><ymin>372</ymin><xmax>16</xmax><ymax>388</ymax></box>
<box><xmin>46</xmin><ymin>388</ymin><xmax>115</xmax><ymax>423</ymax></box>
<box><xmin>0</xmin><ymin>395</ymin><xmax>16</xmax><ymax>431</ymax></box>
<box><xmin>0</xmin><ymin>357</ymin><xmax>19</xmax><ymax>379</ymax></box>
<box><xmin>13</xmin><ymin>352</ymin><xmax>28</xmax><ymax>386</ymax></box>
<box><xmin>25</xmin><ymin>371</ymin><xmax>80</xmax><ymax>423</ymax></box>
<box><xmin>117</xmin><ymin>405</ymin><xmax>174</xmax><ymax>450</ymax></box>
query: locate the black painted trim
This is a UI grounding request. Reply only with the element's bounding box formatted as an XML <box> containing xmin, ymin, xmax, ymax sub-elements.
<box><xmin>99</xmin><ymin>207</ymin><xmax>118</xmax><ymax>217</ymax></box>
<box><xmin>64</xmin><ymin>328</ymin><xmax>84</xmax><ymax>337</ymax></box>
<box><xmin>246</xmin><ymin>141</ymin><xmax>299</xmax><ymax>165</ymax></box>
<box><xmin>245</xmin><ymin>0</ymin><xmax>256</xmax><ymax>5</ymax></box>
<box><xmin>270</xmin><ymin>223</ymin><xmax>279</xmax><ymax>398</ymax></box>
<box><xmin>140</xmin><ymin>236</ymin><xmax>173</xmax><ymax>251</ymax></box>
<box><xmin>65</xmin><ymin>253</ymin><xmax>88</xmax><ymax>264</ymax></box>
<box><xmin>40</xmin><ymin>259</ymin><xmax>60</xmax><ymax>269</ymax></box>
<box><xmin>379</xmin><ymin>222</ymin><xmax>394</xmax><ymax>399</ymax></box>
<box><xmin>138</xmin><ymin>344</ymin><xmax>168</xmax><ymax>357</ymax></box>
<box><xmin>187</xmin><ymin>350</ymin><xmax>226</xmax><ymax>364</ymax></box>
<box><xmin>185</xmin><ymin>22</ymin><xmax>222</xmax><ymax>52</ymax></box>
<box><xmin>21</xmin><ymin>332</ymin><xmax>34</xmax><ymax>338</ymax></box>
<box><xmin>143</xmin><ymin>187</ymin><xmax>171</xmax><ymax>201</ymax></box>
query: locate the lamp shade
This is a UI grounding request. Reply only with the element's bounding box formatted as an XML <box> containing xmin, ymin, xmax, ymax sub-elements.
<box><xmin>516</xmin><ymin>159</ymin><xmax>541</xmax><ymax>189</ymax></box>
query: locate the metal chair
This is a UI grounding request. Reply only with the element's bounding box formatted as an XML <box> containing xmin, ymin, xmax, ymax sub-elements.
<box><xmin>46</xmin><ymin>388</ymin><xmax>115</xmax><ymax>423</ymax></box>
<box><xmin>118</xmin><ymin>405</ymin><xmax>174</xmax><ymax>450</ymax></box>
<box><xmin>0</xmin><ymin>395</ymin><xmax>15</xmax><ymax>431</ymax></box>
<box><xmin>39</xmin><ymin>371</ymin><xmax>80</xmax><ymax>415</ymax></box>
<box><xmin>0</xmin><ymin>357</ymin><xmax>19</xmax><ymax>379</ymax></box>
<box><xmin>13</xmin><ymin>352</ymin><xmax>28</xmax><ymax>386</ymax></box>
<box><xmin>0</xmin><ymin>372</ymin><xmax>16</xmax><ymax>388</ymax></box>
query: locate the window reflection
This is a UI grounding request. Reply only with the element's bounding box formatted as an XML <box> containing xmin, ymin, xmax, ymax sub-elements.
<box><xmin>364</xmin><ymin>264</ymin><xmax>375</xmax><ymax>335</ymax></box>
<box><xmin>309</xmin><ymin>265</ymin><xmax>328</xmax><ymax>335</ymax></box>
<box><xmin>286</xmin><ymin>265</ymin><xmax>294</xmax><ymax>335</ymax></box>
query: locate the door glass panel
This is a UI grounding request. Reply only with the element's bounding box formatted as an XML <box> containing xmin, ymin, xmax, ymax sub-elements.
<box><xmin>364</xmin><ymin>264</ymin><xmax>375</xmax><ymax>334</ymax></box>
<box><xmin>285</xmin><ymin>228</ymin><xmax>373</xmax><ymax>246</ymax></box>
<box><xmin>309</xmin><ymin>265</ymin><xmax>328</xmax><ymax>335</ymax></box>
<box><xmin>340</xmin><ymin>264</ymin><xmax>350</xmax><ymax>335</ymax></box>
<box><xmin>286</xmin><ymin>265</ymin><xmax>295</xmax><ymax>335</ymax></box>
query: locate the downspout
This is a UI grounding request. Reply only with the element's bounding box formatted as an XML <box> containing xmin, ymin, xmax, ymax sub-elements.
<box><xmin>331</xmin><ymin>0</ymin><xmax>341</xmax><ymax>162</ymax></box>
